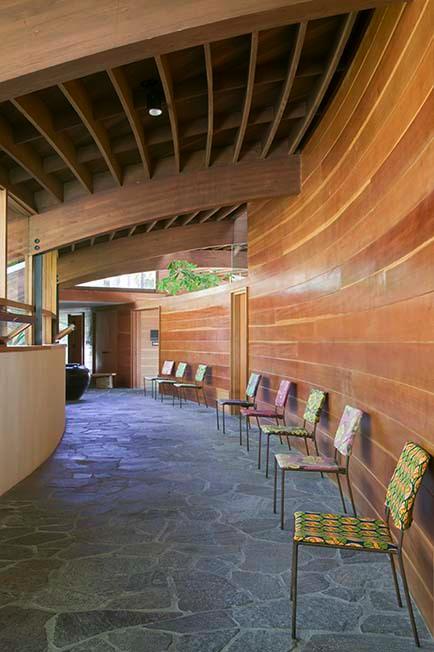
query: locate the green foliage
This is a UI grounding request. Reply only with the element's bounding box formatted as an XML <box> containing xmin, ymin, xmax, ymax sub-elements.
<box><xmin>157</xmin><ymin>259</ymin><xmax>226</xmax><ymax>295</ymax></box>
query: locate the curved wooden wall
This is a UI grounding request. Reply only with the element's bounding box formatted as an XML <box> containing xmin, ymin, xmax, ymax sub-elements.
<box><xmin>160</xmin><ymin>285</ymin><xmax>234</xmax><ymax>402</ymax></box>
<box><xmin>0</xmin><ymin>346</ymin><xmax>66</xmax><ymax>495</ymax></box>
<box><xmin>248</xmin><ymin>0</ymin><xmax>433</xmax><ymax>631</ymax></box>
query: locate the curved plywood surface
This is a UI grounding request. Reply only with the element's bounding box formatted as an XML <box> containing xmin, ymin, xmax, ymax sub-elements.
<box><xmin>0</xmin><ymin>346</ymin><xmax>66</xmax><ymax>495</ymax></box>
<box><xmin>248</xmin><ymin>0</ymin><xmax>433</xmax><ymax>631</ymax></box>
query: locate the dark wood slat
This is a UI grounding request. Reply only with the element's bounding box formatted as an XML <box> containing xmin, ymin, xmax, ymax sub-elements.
<box><xmin>204</xmin><ymin>43</ymin><xmax>214</xmax><ymax>167</ymax></box>
<box><xmin>155</xmin><ymin>54</ymin><xmax>181</xmax><ymax>173</ymax></box>
<box><xmin>233</xmin><ymin>32</ymin><xmax>259</xmax><ymax>163</ymax></box>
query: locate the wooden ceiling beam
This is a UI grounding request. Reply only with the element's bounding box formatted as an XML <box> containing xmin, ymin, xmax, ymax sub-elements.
<box><xmin>146</xmin><ymin>220</ymin><xmax>158</xmax><ymax>233</ymax></box>
<box><xmin>0</xmin><ymin>1</ymin><xmax>402</xmax><ymax>102</ymax></box>
<box><xmin>29</xmin><ymin>155</ymin><xmax>300</xmax><ymax>253</ymax></box>
<box><xmin>198</xmin><ymin>207</ymin><xmax>220</xmax><ymax>223</ymax></box>
<box><xmin>233</xmin><ymin>32</ymin><xmax>258</xmax><ymax>163</ymax></box>
<box><xmin>58</xmin><ymin>220</ymin><xmax>238</xmax><ymax>286</ymax></box>
<box><xmin>0</xmin><ymin>164</ymin><xmax>36</xmax><ymax>214</ymax></box>
<box><xmin>164</xmin><ymin>215</ymin><xmax>179</xmax><ymax>229</ymax></box>
<box><xmin>288</xmin><ymin>12</ymin><xmax>357</xmax><ymax>153</ymax></box>
<box><xmin>12</xmin><ymin>93</ymin><xmax>93</xmax><ymax>194</ymax></box>
<box><xmin>107</xmin><ymin>67</ymin><xmax>152</xmax><ymax>179</ymax></box>
<box><xmin>181</xmin><ymin>210</ymin><xmax>201</xmax><ymax>226</ymax></box>
<box><xmin>155</xmin><ymin>55</ymin><xmax>180</xmax><ymax>173</ymax></box>
<box><xmin>204</xmin><ymin>44</ymin><xmax>214</xmax><ymax>167</ymax></box>
<box><xmin>0</xmin><ymin>114</ymin><xmax>63</xmax><ymax>203</ymax></box>
<box><xmin>59</xmin><ymin>79</ymin><xmax>123</xmax><ymax>185</ymax></box>
<box><xmin>215</xmin><ymin>204</ymin><xmax>242</xmax><ymax>222</ymax></box>
<box><xmin>261</xmin><ymin>21</ymin><xmax>307</xmax><ymax>158</ymax></box>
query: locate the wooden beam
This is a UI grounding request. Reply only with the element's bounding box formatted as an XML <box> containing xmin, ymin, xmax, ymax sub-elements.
<box><xmin>59</xmin><ymin>79</ymin><xmax>122</xmax><ymax>185</ymax></box>
<box><xmin>288</xmin><ymin>12</ymin><xmax>357</xmax><ymax>153</ymax></box>
<box><xmin>198</xmin><ymin>207</ymin><xmax>220</xmax><ymax>223</ymax></box>
<box><xmin>204</xmin><ymin>44</ymin><xmax>214</xmax><ymax>167</ymax></box>
<box><xmin>146</xmin><ymin>220</ymin><xmax>158</xmax><ymax>233</ymax></box>
<box><xmin>233</xmin><ymin>32</ymin><xmax>258</xmax><ymax>163</ymax></box>
<box><xmin>0</xmin><ymin>114</ymin><xmax>62</xmax><ymax>202</ymax></box>
<box><xmin>108</xmin><ymin>66</ymin><xmax>152</xmax><ymax>178</ymax></box>
<box><xmin>216</xmin><ymin>204</ymin><xmax>242</xmax><ymax>221</ymax></box>
<box><xmin>0</xmin><ymin>164</ymin><xmax>36</xmax><ymax>214</ymax></box>
<box><xmin>128</xmin><ymin>225</ymin><xmax>137</xmax><ymax>237</ymax></box>
<box><xmin>155</xmin><ymin>55</ymin><xmax>180</xmax><ymax>173</ymax></box>
<box><xmin>181</xmin><ymin>210</ymin><xmax>201</xmax><ymax>226</ymax></box>
<box><xmin>0</xmin><ymin>0</ymin><xmax>402</xmax><ymax>101</ymax></box>
<box><xmin>261</xmin><ymin>21</ymin><xmax>307</xmax><ymax>158</ymax></box>
<box><xmin>0</xmin><ymin>188</ymin><xmax>7</xmax><ymax>298</ymax></box>
<box><xmin>58</xmin><ymin>220</ymin><xmax>237</xmax><ymax>286</ymax></box>
<box><xmin>164</xmin><ymin>215</ymin><xmax>178</xmax><ymax>229</ymax></box>
<box><xmin>12</xmin><ymin>94</ymin><xmax>93</xmax><ymax>194</ymax></box>
<box><xmin>29</xmin><ymin>155</ymin><xmax>300</xmax><ymax>252</ymax></box>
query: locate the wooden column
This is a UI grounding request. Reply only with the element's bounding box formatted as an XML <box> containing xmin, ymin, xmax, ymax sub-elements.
<box><xmin>33</xmin><ymin>253</ymin><xmax>43</xmax><ymax>345</ymax></box>
<box><xmin>0</xmin><ymin>188</ymin><xmax>7</xmax><ymax>298</ymax></box>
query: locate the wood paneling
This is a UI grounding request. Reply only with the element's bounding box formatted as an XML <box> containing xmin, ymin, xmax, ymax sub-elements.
<box><xmin>132</xmin><ymin>308</ymin><xmax>160</xmax><ymax>388</ymax></box>
<box><xmin>247</xmin><ymin>0</ymin><xmax>434</xmax><ymax>632</ymax></box>
<box><xmin>94</xmin><ymin>306</ymin><xmax>133</xmax><ymax>387</ymax></box>
<box><xmin>159</xmin><ymin>284</ymin><xmax>238</xmax><ymax>402</ymax></box>
<box><xmin>0</xmin><ymin>346</ymin><xmax>65</xmax><ymax>495</ymax></box>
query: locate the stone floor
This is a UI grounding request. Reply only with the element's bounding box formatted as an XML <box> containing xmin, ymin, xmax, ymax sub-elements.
<box><xmin>0</xmin><ymin>389</ymin><xmax>432</xmax><ymax>652</ymax></box>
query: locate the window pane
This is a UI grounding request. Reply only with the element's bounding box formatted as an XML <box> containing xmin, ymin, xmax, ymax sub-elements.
<box><xmin>79</xmin><ymin>271</ymin><xmax>156</xmax><ymax>290</ymax></box>
<box><xmin>7</xmin><ymin>260</ymin><xmax>26</xmax><ymax>303</ymax></box>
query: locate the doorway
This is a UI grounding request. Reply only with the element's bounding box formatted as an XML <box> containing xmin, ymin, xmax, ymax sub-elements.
<box><xmin>67</xmin><ymin>313</ymin><xmax>85</xmax><ymax>364</ymax></box>
<box><xmin>132</xmin><ymin>308</ymin><xmax>160</xmax><ymax>388</ymax></box>
<box><xmin>231</xmin><ymin>288</ymin><xmax>248</xmax><ymax>399</ymax></box>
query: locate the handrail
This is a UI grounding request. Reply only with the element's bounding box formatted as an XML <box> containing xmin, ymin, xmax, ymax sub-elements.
<box><xmin>0</xmin><ymin>310</ymin><xmax>34</xmax><ymax>324</ymax></box>
<box><xmin>55</xmin><ymin>324</ymin><xmax>75</xmax><ymax>342</ymax></box>
<box><xmin>0</xmin><ymin>297</ymin><xmax>33</xmax><ymax>311</ymax></box>
<box><xmin>0</xmin><ymin>322</ymin><xmax>30</xmax><ymax>344</ymax></box>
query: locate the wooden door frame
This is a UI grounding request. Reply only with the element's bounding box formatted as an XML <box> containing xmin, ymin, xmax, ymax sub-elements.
<box><xmin>230</xmin><ymin>287</ymin><xmax>248</xmax><ymax>400</ymax></box>
<box><xmin>131</xmin><ymin>305</ymin><xmax>161</xmax><ymax>388</ymax></box>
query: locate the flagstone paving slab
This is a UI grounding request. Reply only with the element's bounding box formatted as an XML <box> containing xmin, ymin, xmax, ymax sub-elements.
<box><xmin>0</xmin><ymin>389</ymin><xmax>430</xmax><ymax>651</ymax></box>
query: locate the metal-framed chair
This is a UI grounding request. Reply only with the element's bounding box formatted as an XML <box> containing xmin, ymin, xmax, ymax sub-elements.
<box><xmin>173</xmin><ymin>364</ymin><xmax>208</xmax><ymax>407</ymax></box>
<box><xmin>215</xmin><ymin>372</ymin><xmax>262</xmax><ymax>441</ymax></box>
<box><xmin>274</xmin><ymin>405</ymin><xmax>363</xmax><ymax>528</ymax></box>
<box><xmin>260</xmin><ymin>388</ymin><xmax>327</xmax><ymax>478</ymax></box>
<box><xmin>144</xmin><ymin>360</ymin><xmax>175</xmax><ymax>399</ymax></box>
<box><xmin>240</xmin><ymin>379</ymin><xmax>292</xmax><ymax>458</ymax></box>
<box><xmin>290</xmin><ymin>441</ymin><xmax>430</xmax><ymax>646</ymax></box>
<box><xmin>155</xmin><ymin>362</ymin><xmax>187</xmax><ymax>403</ymax></box>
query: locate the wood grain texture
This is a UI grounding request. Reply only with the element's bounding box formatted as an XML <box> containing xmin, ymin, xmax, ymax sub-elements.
<box><xmin>248</xmin><ymin>0</ymin><xmax>434</xmax><ymax>632</ymax></box>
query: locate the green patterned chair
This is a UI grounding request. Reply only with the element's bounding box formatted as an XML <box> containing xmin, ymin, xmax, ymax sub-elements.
<box><xmin>274</xmin><ymin>405</ymin><xmax>363</xmax><ymax>528</ymax></box>
<box><xmin>215</xmin><ymin>372</ymin><xmax>262</xmax><ymax>441</ymax></box>
<box><xmin>290</xmin><ymin>441</ymin><xmax>431</xmax><ymax>646</ymax></box>
<box><xmin>173</xmin><ymin>364</ymin><xmax>208</xmax><ymax>407</ymax></box>
<box><xmin>260</xmin><ymin>388</ymin><xmax>327</xmax><ymax>478</ymax></box>
<box><xmin>155</xmin><ymin>362</ymin><xmax>187</xmax><ymax>403</ymax></box>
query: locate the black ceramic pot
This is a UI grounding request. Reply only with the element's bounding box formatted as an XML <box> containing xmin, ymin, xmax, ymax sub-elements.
<box><xmin>66</xmin><ymin>364</ymin><xmax>90</xmax><ymax>401</ymax></box>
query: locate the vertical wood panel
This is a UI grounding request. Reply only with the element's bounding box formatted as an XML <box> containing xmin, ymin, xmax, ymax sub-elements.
<box><xmin>0</xmin><ymin>188</ymin><xmax>6</xmax><ymax>298</ymax></box>
<box><xmin>248</xmin><ymin>0</ymin><xmax>434</xmax><ymax>632</ymax></box>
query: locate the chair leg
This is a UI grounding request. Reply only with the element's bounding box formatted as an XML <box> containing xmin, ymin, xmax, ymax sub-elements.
<box><xmin>258</xmin><ymin>428</ymin><xmax>262</xmax><ymax>469</ymax></box>
<box><xmin>143</xmin><ymin>379</ymin><xmax>146</xmax><ymax>396</ymax></box>
<box><xmin>347</xmin><ymin>475</ymin><xmax>357</xmax><ymax>517</ymax></box>
<box><xmin>313</xmin><ymin>437</ymin><xmax>324</xmax><ymax>479</ymax></box>
<box><xmin>273</xmin><ymin>456</ymin><xmax>278</xmax><ymax>513</ymax></box>
<box><xmin>266</xmin><ymin>435</ymin><xmax>271</xmax><ymax>479</ymax></box>
<box><xmin>202</xmin><ymin>388</ymin><xmax>208</xmax><ymax>408</ymax></box>
<box><xmin>172</xmin><ymin>387</ymin><xmax>176</xmax><ymax>406</ymax></box>
<box><xmin>287</xmin><ymin>436</ymin><xmax>291</xmax><ymax>451</ymax></box>
<box><xmin>304</xmin><ymin>437</ymin><xmax>310</xmax><ymax>455</ymax></box>
<box><xmin>239</xmin><ymin>412</ymin><xmax>242</xmax><ymax>446</ymax></box>
<box><xmin>246</xmin><ymin>418</ymin><xmax>250</xmax><ymax>452</ymax></box>
<box><xmin>280</xmin><ymin>469</ymin><xmax>285</xmax><ymax>529</ymax></box>
<box><xmin>216</xmin><ymin>401</ymin><xmax>219</xmax><ymax>430</ymax></box>
<box><xmin>397</xmin><ymin>550</ymin><xmax>420</xmax><ymax>647</ymax></box>
<box><xmin>195</xmin><ymin>387</ymin><xmax>201</xmax><ymax>406</ymax></box>
<box><xmin>291</xmin><ymin>542</ymin><xmax>299</xmax><ymax>639</ymax></box>
<box><xmin>223</xmin><ymin>405</ymin><xmax>226</xmax><ymax>434</ymax></box>
<box><xmin>336</xmin><ymin>474</ymin><xmax>347</xmax><ymax>513</ymax></box>
<box><xmin>389</xmin><ymin>553</ymin><xmax>403</xmax><ymax>608</ymax></box>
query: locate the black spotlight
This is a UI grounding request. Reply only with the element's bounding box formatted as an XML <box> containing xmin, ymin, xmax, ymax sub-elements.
<box><xmin>141</xmin><ymin>80</ymin><xmax>163</xmax><ymax>117</ymax></box>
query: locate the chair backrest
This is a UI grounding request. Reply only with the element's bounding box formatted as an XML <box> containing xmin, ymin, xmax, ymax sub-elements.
<box><xmin>385</xmin><ymin>442</ymin><xmax>430</xmax><ymax>531</ymax></box>
<box><xmin>303</xmin><ymin>389</ymin><xmax>326</xmax><ymax>425</ymax></box>
<box><xmin>246</xmin><ymin>372</ymin><xmax>261</xmax><ymax>399</ymax></box>
<box><xmin>334</xmin><ymin>405</ymin><xmax>363</xmax><ymax>456</ymax></box>
<box><xmin>195</xmin><ymin>364</ymin><xmax>208</xmax><ymax>383</ymax></box>
<box><xmin>161</xmin><ymin>360</ymin><xmax>175</xmax><ymax>375</ymax></box>
<box><xmin>175</xmin><ymin>362</ymin><xmax>187</xmax><ymax>378</ymax></box>
<box><xmin>275</xmin><ymin>379</ymin><xmax>291</xmax><ymax>410</ymax></box>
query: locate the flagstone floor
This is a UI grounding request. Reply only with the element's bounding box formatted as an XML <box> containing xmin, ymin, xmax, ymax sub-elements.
<box><xmin>0</xmin><ymin>389</ymin><xmax>432</xmax><ymax>652</ymax></box>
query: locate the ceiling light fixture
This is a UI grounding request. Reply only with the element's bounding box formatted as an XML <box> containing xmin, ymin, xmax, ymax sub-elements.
<box><xmin>141</xmin><ymin>80</ymin><xmax>163</xmax><ymax>117</ymax></box>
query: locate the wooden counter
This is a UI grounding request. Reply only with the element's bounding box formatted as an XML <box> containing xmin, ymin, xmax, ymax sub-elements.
<box><xmin>0</xmin><ymin>345</ymin><xmax>66</xmax><ymax>495</ymax></box>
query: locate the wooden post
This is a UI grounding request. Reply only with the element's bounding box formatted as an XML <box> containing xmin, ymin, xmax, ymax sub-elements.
<box><xmin>24</xmin><ymin>253</ymin><xmax>33</xmax><ymax>344</ymax></box>
<box><xmin>0</xmin><ymin>188</ymin><xmax>7</xmax><ymax>299</ymax></box>
<box><xmin>33</xmin><ymin>253</ymin><xmax>43</xmax><ymax>345</ymax></box>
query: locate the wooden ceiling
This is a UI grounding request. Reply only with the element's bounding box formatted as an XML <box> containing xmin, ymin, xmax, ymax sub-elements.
<box><xmin>1</xmin><ymin>10</ymin><xmax>371</xmax><ymax>220</ymax></box>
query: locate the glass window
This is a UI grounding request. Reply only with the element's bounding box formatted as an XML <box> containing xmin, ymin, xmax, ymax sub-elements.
<box><xmin>79</xmin><ymin>271</ymin><xmax>156</xmax><ymax>290</ymax></box>
<box><xmin>7</xmin><ymin>260</ymin><xmax>26</xmax><ymax>303</ymax></box>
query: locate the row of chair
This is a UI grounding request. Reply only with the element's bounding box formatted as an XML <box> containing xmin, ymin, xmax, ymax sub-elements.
<box><xmin>143</xmin><ymin>360</ymin><xmax>209</xmax><ymax>407</ymax></box>
<box><xmin>215</xmin><ymin>371</ymin><xmax>430</xmax><ymax>646</ymax></box>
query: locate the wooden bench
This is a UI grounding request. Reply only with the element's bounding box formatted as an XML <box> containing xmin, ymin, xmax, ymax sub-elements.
<box><xmin>91</xmin><ymin>373</ymin><xmax>117</xmax><ymax>389</ymax></box>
